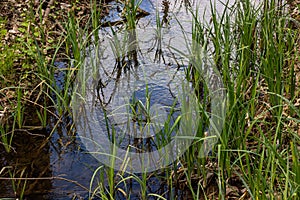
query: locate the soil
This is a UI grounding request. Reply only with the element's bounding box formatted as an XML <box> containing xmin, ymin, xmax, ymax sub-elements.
<box><xmin>0</xmin><ymin>0</ymin><xmax>110</xmax><ymax>126</ymax></box>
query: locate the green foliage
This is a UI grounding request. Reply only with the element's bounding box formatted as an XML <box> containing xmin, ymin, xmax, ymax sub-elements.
<box><xmin>1</xmin><ymin>0</ymin><xmax>299</xmax><ymax>199</ymax></box>
<box><xmin>0</xmin><ymin>17</ymin><xmax>39</xmax><ymax>80</ymax></box>
<box><xmin>0</xmin><ymin>17</ymin><xmax>14</xmax><ymax>77</ymax></box>
<box><xmin>123</xmin><ymin>0</ymin><xmax>143</xmax><ymax>30</ymax></box>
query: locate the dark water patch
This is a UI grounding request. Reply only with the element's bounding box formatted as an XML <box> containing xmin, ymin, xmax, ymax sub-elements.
<box><xmin>0</xmin><ymin>114</ymin><xmax>102</xmax><ymax>199</ymax></box>
<box><xmin>0</xmin><ymin>129</ymin><xmax>51</xmax><ymax>198</ymax></box>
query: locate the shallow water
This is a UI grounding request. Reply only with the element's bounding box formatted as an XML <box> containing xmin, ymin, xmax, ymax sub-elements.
<box><xmin>0</xmin><ymin>0</ymin><xmax>255</xmax><ymax>199</ymax></box>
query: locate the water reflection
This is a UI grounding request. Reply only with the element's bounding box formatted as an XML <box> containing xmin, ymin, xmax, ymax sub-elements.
<box><xmin>1</xmin><ymin>0</ymin><xmax>233</xmax><ymax>198</ymax></box>
<box><xmin>74</xmin><ymin>21</ymin><xmax>191</xmax><ymax>172</ymax></box>
<box><xmin>0</xmin><ymin>130</ymin><xmax>52</xmax><ymax>199</ymax></box>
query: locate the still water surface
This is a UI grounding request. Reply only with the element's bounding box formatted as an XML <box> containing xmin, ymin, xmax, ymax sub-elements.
<box><xmin>0</xmin><ymin>0</ymin><xmax>251</xmax><ymax>199</ymax></box>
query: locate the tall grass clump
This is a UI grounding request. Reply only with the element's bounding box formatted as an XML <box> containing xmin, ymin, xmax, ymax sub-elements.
<box><xmin>180</xmin><ymin>0</ymin><xmax>300</xmax><ymax>198</ymax></box>
<box><xmin>0</xmin><ymin>0</ymin><xmax>294</xmax><ymax>198</ymax></box>
<box><xmin>30</xmin><ymin>0</ymin><xmax>102</xmax><ymax>118</ymax></box>
<box><xmin>83</xmin><ymin>0</ymin><xmax>299</xmax><ymax>198</ymax></box>
<box><xmin>123</xmin><ymin>0</ymin><xmax>143</xmax><ymax>30</ymax></box>
<box><xmin>0</xmin><ymin>0</ymin><xmax>104</xmax><ymax>151</ymax></box>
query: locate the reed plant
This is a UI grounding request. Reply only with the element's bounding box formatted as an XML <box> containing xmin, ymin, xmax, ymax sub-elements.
<box><xmin>0</xmin><ymin>121</ymin><xmax>13</xmax><ymax>153</ymax></box>
<box><xmin>1</xmin><ymin>0</ymin><xmax>299</xmax><ymax>198</ymax></box>
<box><xmin>182</xmin><ymin>0</ymin><xmax>299</xmax><ymax>198</ymax></box>
<box><xmin>89</xmin><ymin>0</ymin><xmax>298</xmax><ymax>199</ymax></box>
<box><xmin>123</xmin><ymin>0</ymin><xmax>143</xmax><ymax>30</ymax></box>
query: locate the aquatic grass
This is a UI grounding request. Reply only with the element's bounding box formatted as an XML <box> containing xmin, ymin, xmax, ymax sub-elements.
<box><xmin>15</xmin><ymin>87</ymin><xmax>24</xmax><ymax>129</ymax></box>
<box><xmin>123</xmin><ymin>0</ymin><xmax>143</xmax><ymax>30</ymax></box>
<box><xmin>91</xmin><ymin>0</ymin><xmax>102</xmax><ymax>44</ymax></box>
<box><xmin>85</xmin><ymin>0</ymin><xmax>300</xmax><ymax>198</ymax></box>
<box><xmin>0</xmin><ymin>124</ymin><xmax>13</xmax><ymax>153</ymax></box>
<box><xmin>8</xmin><ymin>2</ymin><xmax>77</xmax><ymax>123</ymax></box>
<box><xmin>65</xmin><ymin>10</ymin><xmax>82</xmax><ymax>67</ymax></box>
<box><xmin>109</xmin><ymin>27</ymin><xmax>131</xmax><ymax>69</ymax></box>
<box><xmin>152</xmin><ymin>3</ymin><xmax>165</xmax><ymax>63</ymax></box>
<box><xmin>2</xmin><ymin>0</ymin><xmax>295</xmax><ymax>198</ymax></box>
<box><xmin>63</xmin><ymin>4</ymin><xmax>103</xmax><ymax>105</ymax></box>
<box><xmin>35</xmin><ymin>96</ymin><xmax>48</xmax><ymax>127</ymax></box>
<box><xmin>89</xmin><ymin>163</ymin><xmax>132</xmax><ymax>199</ymax></box>
<box><xmin>89</xmin><ymin>166</ymin><xmax>109</xmax><ymax>199</ymax></box>
<box><xmin>4</xmin><ymin>167</ymin><xmax>27</xmax><ymax>200</ymax></box>
<box><xmin>31</xmin><ymin>1</ymin><xmax>102</xmax><ymax>116</ymax></box>
<box><xmin>88</xmin><ymin>123</ymin><xmax>131</xmax><ymax>199</ymax></box>
<box><xmin>18</xmin><ymin>173</ymin><xmax>27</xmax><ymax>200</ymax></box>
<box><xmin>169</xmin><ymin>0</ymin><xmax>300</xmax><ymax>198</ymax></box>
<box><xmin>1</xmin><ymin>86</ymin><xmax>24</xmax><ymax>152</ymax></box>
<box><xmin>1</xmin><ymin>2</ymin><xmax>100</xmax><ymax>158</ymax></box>
<box><xmin>87</xmin><ymin>78</ymin><xmax>185</xmax><ymax>199</ymax></box>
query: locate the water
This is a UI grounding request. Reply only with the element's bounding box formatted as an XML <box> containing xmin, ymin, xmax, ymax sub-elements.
<box><xmin>0</xmin><ymin>0</ymin><xmax>246</xmax><ymax>199</ymax></box>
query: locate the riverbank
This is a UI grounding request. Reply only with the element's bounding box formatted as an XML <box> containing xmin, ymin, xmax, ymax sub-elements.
<box><xmin>0</xmin><ymin>0</ymin><xmax>105</xmax><ymax>127</ymax></box>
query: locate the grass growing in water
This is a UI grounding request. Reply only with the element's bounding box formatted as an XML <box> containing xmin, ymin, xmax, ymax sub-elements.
<box><xmin>88</xmin><ymin>0</ymin><xmax>299</xmax><ymax>199</ymax></box>
<box><xmin>0</xmin><ymin>0</ymin><xmax>299</xmax><ymax>199</ymax></box>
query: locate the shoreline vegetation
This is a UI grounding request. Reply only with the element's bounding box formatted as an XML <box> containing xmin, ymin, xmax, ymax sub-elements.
<box><xmin>0</xmin><ymin>0</ymin><xmax>300</xmax><ymax>199</ymax></box>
